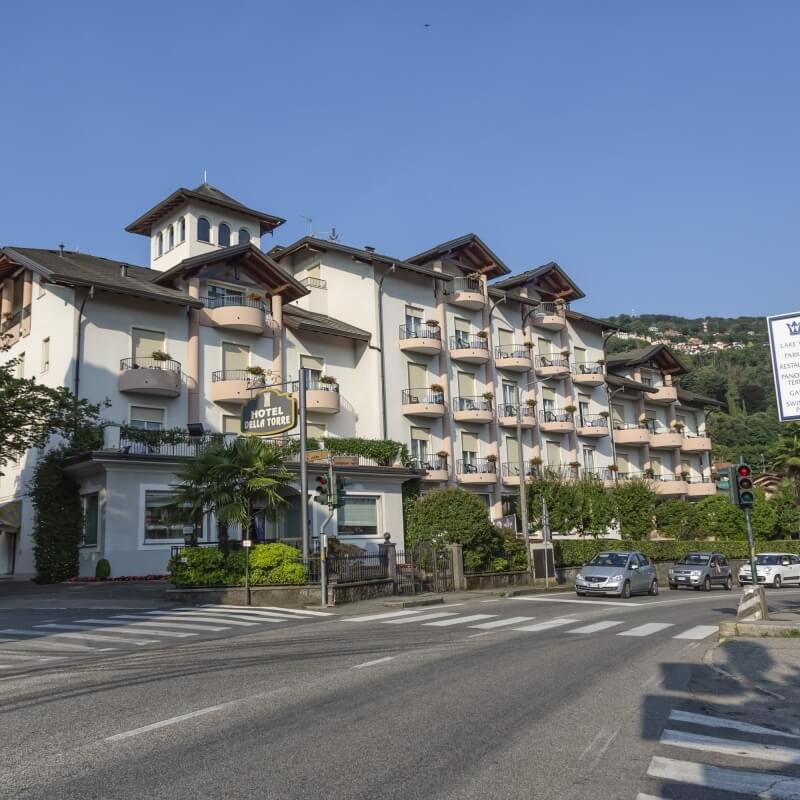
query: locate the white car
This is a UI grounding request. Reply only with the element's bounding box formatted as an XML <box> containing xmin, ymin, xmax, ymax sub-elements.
<box><xmin>738</xmin><ymin>552</ymin><xmax>800</xmax><ymax>589</ymax></box>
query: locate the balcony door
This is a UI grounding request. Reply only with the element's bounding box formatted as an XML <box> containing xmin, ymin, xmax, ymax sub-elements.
<box><xmin>573</xmin><ymin>346</ymin><xmax>586</xmax><ymax>367</ymax></box>
<box><xmin>505</xmin><ymin>435</ymin><xmax>520</xmax><ymax>474</ymax></box>
<box><xmin>538</xmin><ymin>337</ymin><xmax>552</xmax><ymax>358</ymax></box>
<box><xmin>498</xmin><ymin>328</ymin><xmax>514</xmax><ymax>351</ymax></box>
<box><xmin>461</xmin><ymin>432</ymin><xmax>478</xmax><ymax>468</ymax></box>
<box><xmin>207</xmin><ymin>284</ymin><xmax>243</xmax><ymax>308</ymax></box>
<box><xmin>223</xmin><ymin>342</ymin><xmax>249</xmax><ymax>373</ymax></box>
<box><xmin>405</xmin><ymin>305</ymin><xmax>423</xmax><ymax>336</ymax></box>
<box><xmin>132</xmin><ymin>328</ymin><xmax>165</xmax><ymax>361</ymax></box>
<box><xmin>458</xmin><ymin>371</ymin><xmax>475</xmax><ymax>409</ymax></box>
<box><xmin>578</xmin><ymin>394</ymin><xmax>591</xmax><ymax>426</ymax></box>
<box><xmin>651</xmin><ymin>456</ymin><xmax>663</xmax><ymax>477</ymax></box>
<box><xmin>454</xmin><ymin>317</ymin><xmax>470</xmax><ymax>347</ymax></box>
<box><xmin>546</xmin><ymin>440</ymin><xmax>561</xmax><ymax>468</ymax></box>
<box><xmin>583</xmin><ymin>446</ymin><xmax>595</xmax><ymax>475</ymax></box>
<box><xmin>611</xmin><ymin>403</ymin><xmax>625</xmax><ymax>428</ymax></box>
<box><xmin>542</xmin><ymin>387</ymin><xmax>556</xmax><ymax>419</ymax></box>
<box><xmin>408</xmin><ymin>362</ymin><xmax>427</xmax><ymax>392</ymax></box>
<box><xmin>410</xmin><ymin>426</ymin><xmax>430</xmax><ymax>467</ymax></box>
<box><xmin>301</xmin><ymin>354</ymin><xmax>324</xmax><ymax>385</ymax></box>
<box><xmin>502</xmin><ymin>381</ymin><xmax>516</xmax><ymax>415</ymax></box>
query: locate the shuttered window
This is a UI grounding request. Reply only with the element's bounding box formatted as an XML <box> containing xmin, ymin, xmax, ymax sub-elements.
<box><xmin>546</xmin><ymin>441</ymin><xmax>561</xmax><ymax>466</ymax></box>
<box><xmin>457</xmin><ymin>372</ymin><xmax>475</xmax><ymax>397</ymax></box>
<box><xmin>505</xmin><ymin>435</ymin><xmax>520</xmax><ymax>465</ymax></box>
<box><xmin>498</xmin><ymin>328</ymin><xmax>514</xmax><ymax>347</ymax></box>
<box><xmin>133</xmin><ymin>328</ymin><xmax>165</xmax><ymax>360</ymax></box>
<box><xmin>222</xmin><ymin>342</ymin><xmax>249</xmax><ymax>372</ymax></box>
<box><xmin>408</xmin><ymin>362</ymin><xmax>427</xmax><ymax>389</ymax></box>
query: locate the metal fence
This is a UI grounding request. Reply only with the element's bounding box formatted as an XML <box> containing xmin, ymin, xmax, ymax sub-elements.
<box><xmin>395</xmin><ymin>546</ymin><xmax>454</xmax><ymax>594</ymax></box>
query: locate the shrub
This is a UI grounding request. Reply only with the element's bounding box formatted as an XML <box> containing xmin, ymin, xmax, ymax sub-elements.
<box><xmin>694</xmin><ymin>495</ymin><xmax>745</xmax><ymax>539</ymax></box>
<box><xmin>249</xmin><ymin>542</ymin><xmax>302</xmax><ymax>570</ymax></box>
<box><xmin>527</xmin><ymin>476</ymin><xmax>578</xmax><ymax>533</ymax></box>
<box><xmin>611</xmin><ymin>480</ymin><xmax>656</xmax><ymax>540</ymax></box>
<box><xmin>168</xmin><ymin>547</ymin><xmax>228</xmax><ymax>587</ymax></box>
<box><xmin>262</xmin><ymin>562</ymin><xmax>307</xmax><ymax>585</ymax></box>
<box><xmin>95</xmin><ymin>559</ymin><xmax>111</xmax><ymax>580</ymax></box>
<box><xmin>655</xmin><ymin>499</ymin><xmax>698</xmax><ymax>539</ymax></box>
<box><xmin>769</xmin><ymin>480</ymin><xmax>800</xmax><ymax>539</ymax></box>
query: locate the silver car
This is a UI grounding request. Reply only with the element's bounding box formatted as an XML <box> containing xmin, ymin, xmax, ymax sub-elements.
<box><xmin>575</xmin><ymin>551</ymin><xmax>658</xmax><ymax>598</ymax></box>
<box><xmin>668</xmin><ymin>552</ymin><xmax>733</xmax><ymax>591</ymax></box>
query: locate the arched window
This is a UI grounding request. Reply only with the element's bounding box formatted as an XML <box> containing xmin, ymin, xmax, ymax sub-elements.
<box><xmin>238</xmin><ymin>227</ymin><xmax>251</xmax><ymax>245</ymax></box>
<box><xmin>218</xmin><ymin>223</ymin><xmax>231</xmax><ymax>247</ymax></box>
<box><xmin>168</xmin><ymin>224</ymin><xmax>174</xmax><ymax>250</ymax></box>
<box><xmin>156</xmin><ymin>232</ymin><xmax>163</xmax><ymax>257</ymax></box>
<box><xmin>197</xmin><ymin>217</ymin><xmax>210</xmax><ymax>242</ymax></box>
<box><xmin>178</xmin><ymin>217</ymin><xmax>186</xmax><ymax>242</ymax></box>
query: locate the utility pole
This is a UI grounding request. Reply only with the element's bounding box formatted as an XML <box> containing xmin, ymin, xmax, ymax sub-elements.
<box><xmin>319</xmin><ymin>460</ymin><xmax>336</xmax><ymax>608</ymax></box>
<box><xmin>299</xmin><ymin>368</ymin><xmax>309</xmax><ymax>560</ymax></box>
<box><xmin>542</xmin><ymin>497</ymin><xmax>551</xmax><ymax>589</ymax></box>
<box><xmin>516</xmin><ymin>385</ymin><xmax>534</xmax><ymax>583</ymax></box>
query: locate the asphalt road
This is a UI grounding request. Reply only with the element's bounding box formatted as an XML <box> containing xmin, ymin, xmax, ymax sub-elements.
<box><xmin>2</xmin><ymin>586</ymin><xmax>799</xmax><ymax>800</ymax></box>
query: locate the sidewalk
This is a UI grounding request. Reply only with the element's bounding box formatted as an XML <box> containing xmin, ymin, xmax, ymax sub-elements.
<box><xmin>0</xmin><ymin>579</ymin><xmax>174</xmax><ymax>610</ymax></box>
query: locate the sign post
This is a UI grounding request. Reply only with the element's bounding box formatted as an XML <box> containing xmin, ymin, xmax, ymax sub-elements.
<box><xmin>298</xmin><ymin>369</ymin><xmax>309</xmax><ymax>560</ymax></box>
<box><xmin>767</xmin><ymin>311</ymin><xmax>800</xmax><ymax>421</ymax></box>
<box><xmin>242</xmin><ymin>538</ymin><xmax>252</xmax><ymax>606</ymax></box>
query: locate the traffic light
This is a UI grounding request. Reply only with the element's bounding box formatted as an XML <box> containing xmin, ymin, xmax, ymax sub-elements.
<box><xmin>335</xmin><ymin>476</ymin><xmax>350</xmax><ymax>507</ymax></box>
<box><xmin>313</xmin><ymin>475</ymin><xmax>330</xmax><ymax>505</ymax></box>
<box><xmin>734</xmin><ymin>463</ymin><xmax>755</xmax><ymax>509</ymax></box>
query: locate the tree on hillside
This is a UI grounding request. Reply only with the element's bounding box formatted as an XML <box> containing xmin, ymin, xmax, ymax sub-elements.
<box><xmin>769</xmin><ymin>480</ymin><xmax>800</xmax><ymax>539</ymax></box>
<box><xmin>707</xmin><ymin>410</ymin><xmax>780</xmax><ymax>467</ymax></box>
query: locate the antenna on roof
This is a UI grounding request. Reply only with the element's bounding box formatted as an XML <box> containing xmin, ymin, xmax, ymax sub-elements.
<box><xmin>58</xmin><ymin>243</ymin><xmax>65</xmax><ymax>256</ymax></box>
<box><xmin>203</xmin><ymin>168</ymin><xmax>208</xmax><ymax>183</ymax></box>
<box><xmin>328</xmin><ymin>226</ymin><xmax>340</xmax><ymax>242</ymax></box>
<box><xmin>300</xmin><ymin>215</ymin><xmax>313</xmax><ymax>235</ymax></box>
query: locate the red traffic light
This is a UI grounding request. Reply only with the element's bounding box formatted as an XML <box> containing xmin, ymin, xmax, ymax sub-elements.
<box><xmin>316</xmin><ymin>476</ymin><xmax>328</xmax><ymax>487</ymax></box>
<box><xmin>737</xmin><ymin>465</ymin><xmax>751</xmax><ymax>478</ymax></box>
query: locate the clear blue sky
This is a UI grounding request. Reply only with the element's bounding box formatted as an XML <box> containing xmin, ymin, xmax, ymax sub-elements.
<box><xmin>1</xmin><ymin>1</ymin><xmax>798</xmax><ymax>318</ymax></box>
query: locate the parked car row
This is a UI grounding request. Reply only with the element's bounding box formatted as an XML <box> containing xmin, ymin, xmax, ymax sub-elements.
<box><xmin>575</xmin><ymin>550</ymin><xmax>800</xmax><ymax>598</ymax></box>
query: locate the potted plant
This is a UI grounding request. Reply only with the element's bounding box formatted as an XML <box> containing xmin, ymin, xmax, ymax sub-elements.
<box><xmin>430</xmin><ymin>383</ymin><xmax>444</xmax><ymax>393</ymax></box>
<box><xmin>608</xmin><ymin>463</ymin><xmax>619</xmax><ymax>472</ymax></box>
<box><xmin>476</xmin><ymin>330</ymin><xmax>488</xmax><ymax>339</ymax></box>
<box><xmin>425</xmin><ymin>319</ymin><xmax>439</xmax><ymax>327</ymax></box>
<box><xmin>564</xmin><ymin>404</ymin><xmax>577</xmax><ymax>414</ymax></box>
<box><xmin>531</xmin><ymin>456</ymin><xmax>543</xmax><ymax>466</ymax></box>
<box><xmin>644</xmin><ymin>468</ymin><xmax>655</xmax><ymax>479</ymax></box>
<box><xmin>318</xmin><ymin>375</ymin><xmax>337</xmax><ymax>385</ymax></box>
<box><xmin>486</xmin><ymin>454</ymin><xmax>498</xmax><ymax>464</ymax></box>
<box><xmin>680</xmin><ymin>470</ymin><xmax>690</xmax><ymax>480</ymax></box>
<box><xmin>247</xmin><ymin>292</ymin><xmax>263</xmax><ymax>302</ymax></box>
<box><xmin>151</xmin><ymin>350</ymin><xmax>171</xmax><ymax>362</ymax></box>
<box><xmin>525</xmin><ymin>398</ymin><xmax>537</xmax><ymax>406</ymax></box>
<box><xmin>596</xmin><ymin>358</ymin><xmax>605</xmax><ymax>366</ymax></box>
<box><xmin>524</xmin><ymin>341</ymin><xmax>534</xmax><ymax>349</ymax></box>
<box><xmin>247</xmin><ymin>365</ymin><xmax>265</xmax><ymax>376</ymax></box>
<box><xmin>466</xmin><ymin>271</ymin><xmax>482</xmax><ymax>281</ymax></box>
<box><xmin>599</xmin><ymin>410</ymin><xmax>610</xmax><ymax>418</ymax></box>
<box><xmin>561</xmin><ymin>348</ymin><xmax>570</xmax><ymax>357</ymax></box>
<box><xmin>436</xmin><ymin>450</ymin><xmax>449</xmax><ymax>460</ymax></box>
<box><xmin>569</xmin><ymin>461</ymin><xmax>581</xmax><ymax>469</ymax></box>
<box><xmin>671</xmin><ymin>420</ymin><xmax>685</xmax><ymax>432</ymax></box>
<box><xmin>482</xmin><ymin>391</ymin><xmax>494</xmax><ymax>401</ymax></box>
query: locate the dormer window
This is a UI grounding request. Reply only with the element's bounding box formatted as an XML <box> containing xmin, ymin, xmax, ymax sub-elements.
<box><xmin>168</xmin><ymin>224</ymin><xmax>174</xmax><ymax>250</ymax></box>
<box><xmin>178</xmin><ymin>217</ymin><xmax>186</xmax><ymax>242</ymax></box>
<box><xmin>219</xmin><ymin>223</ymin><xmax>231</xmax><ymax>247</ymax></box>
<box><xmin>239</xmin><ymin>227</ymin><xmax>251</xmax><ymax>245</ymax></box>
<box><xmin>197</xmin><ymin>217</ymin><xmax>210</xmax><ymax>243</ymax></box>
<box><xmin>156</xmin><ymin>232</ymin><xmax>163</xmax><ymax>257</ymax></box>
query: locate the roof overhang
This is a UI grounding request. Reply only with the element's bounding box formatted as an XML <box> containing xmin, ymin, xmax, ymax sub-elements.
<box><xmin>406</xmin><ymin>234</ymin><xmax>511</xmax><ymax>279</ymax></box>
<box><xmin>492</xmin><ymin>261</ymin><xmax>585</xmax><ymax>301</ymax></box>
<box><xmin>606</xmin><ymin>374</ymin><xmax>658</xmax><ymax>394</ymax></box>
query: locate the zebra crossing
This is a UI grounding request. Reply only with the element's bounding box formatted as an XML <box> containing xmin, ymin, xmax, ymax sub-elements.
<box><xmin>342</xmin><ymin>607</ymin><xmax>719</xmax><ymax>641</ymax></box>
<box><xmin>635</xmin><ymin>708</ymin><xmax>800</xmax><ymax>799</ymax></box>
<box><xmin>0</xmin><ymin>605</ymin><xmax>332</xmax><ymax>668</ymax></box>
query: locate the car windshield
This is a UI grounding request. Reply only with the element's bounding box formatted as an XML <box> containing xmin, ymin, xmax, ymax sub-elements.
<box><xmin>588</xmin><ymin>552</ymin><xmax>629</xmax><ymax>567</ymax></box>
<box><xmin>756</xmin><ymin>555</ymin><xmax>783</xmax><ymax>565</ymax></box>
<box><xmin>677</xmin><ymin>554</ymin><xmax>709</xmax><ymax>566</ymax></box>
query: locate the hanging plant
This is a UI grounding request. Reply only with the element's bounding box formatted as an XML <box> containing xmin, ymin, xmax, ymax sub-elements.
<box><xmin>430</xmin><ymin>383</ymin><xmax>444</xmax><ymax>393</ymax></box>
<box><xmin>599</xmin><ymin>410</ymin><xmax>610</xmax><ymax>418</ymax></box>
<box><xmin>247</xmin><ymin>292</ymin><xmax>263</xmax><ymax>301</ymax></box>
<box><xmin>247</xmin><ymin>365</ymin><xmax>265</xmax><ymax>376</ymax></box>
<box><xmin>476</xmin><ymin>330</ymin><xmax>488</xmax><ymax>339</ymax></box>
<box><xmin>318</xmin><ymin>375</ymin><xmax>337</xmax><ymax>385</ymax></box>
<box><xmin>524</xmin><ymin>341</ymin><xmax>534</xmax><ymax>349</ymax></box>
<box><xmin>596</xmin><ymin>358</ymin><xmax>605</xmax><ymax>365</ymax></box>
<box><xmin>482</xmin><ymin>391</ymin><xmax>494</xmax><ymax>401</ymax></box>
<box><xmin>530</xmin><ymin>456</ymin><xmax>544</xmax><ymax>466</ymax></box>
<box><xmin>525</xmin><ymin>398</ymin><xmax>538</xmax><ymax>406</ymax></box>
<box><xmin>486</xmin><ymin>453</ymin><xmax>498</xmax><ymax>463</ymax></box>
<box><xmin>671</xmin><ymin>420</ymin><xmax>685</xmax><ymax>432</ymax></box>
<box><xmin>151</xmin><ymin>350</ymin><xmax>171</xmax><ymax>362</ymax></box>
<box><xmin>564</xmin><ymin>404</ymin><xmax>577</xmax><ymax>413</ymax></box>
<box><xmin>436</xmin><ymin>450</ymin><xmax>449</xmax><ymax>459</ymax></box>
<box><xmin>466</xmin><ymin>272</ymin><xmax>482</xmax><ymax>281</ymax></box>
<box><xmin>568</xmin><ymin>461</ymin><xmax>581</xmax><ymax>468</ymax></box>
<box><xmin>608</xmin><ymin>463</ymin><xmax>619</xmax><ymax>472</ymax></box>
<box><xmin>425</xmin><ymin>319</ymin><xmax>439</xmax><ymax>327</ymax></box>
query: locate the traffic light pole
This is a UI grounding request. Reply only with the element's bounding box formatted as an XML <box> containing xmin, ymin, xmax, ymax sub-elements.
<box><xmin>743</xmin><ymin>507</ymin><xmax>758</xmax><ymax>590</ymax></box>
<box><xmin>319</xmin><ymin>460</ymin><xmax>336</xmax><ymax>608</ymax></box>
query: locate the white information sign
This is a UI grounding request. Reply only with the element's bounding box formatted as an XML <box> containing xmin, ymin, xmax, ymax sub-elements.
<box><xmin>767</xmin><ymin>311</ymin><xmax>800</xmax><ymax>421</ymax></box>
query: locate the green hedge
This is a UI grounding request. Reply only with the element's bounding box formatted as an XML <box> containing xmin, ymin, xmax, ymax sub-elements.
<box><xmin>553</xmin><ymin>538</ymin><xmax>800</xmax><ymax>568</ymax></box>
<box><xmin>168</xmin><ymin>543</ymin><xmax>307</xmax><ymax>587</ymax></box>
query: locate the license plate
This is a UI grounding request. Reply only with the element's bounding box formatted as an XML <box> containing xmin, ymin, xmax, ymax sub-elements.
<box><xmin>677</xmin><ymin>577</ymin><xmax>688</xmax><ymax>581</ymax></box>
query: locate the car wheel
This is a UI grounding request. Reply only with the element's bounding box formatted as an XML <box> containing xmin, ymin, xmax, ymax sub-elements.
<box><xmin>774</xmin><ymin>575</ymin><xmax>782</xmax><ymax>589</ymax></box>
<box><xmin>725</xmin><ymin>575</ymin><xmax>733</xmax><ymax>591</ymax></box>
<box><xmin>703</xmin><ymin>576</ymin><xmax>712</xmax><ymax>592</ymax></box>
<box><xmin>620</xmin><ymin>580</ymin><xmax>631</xmax><ymax>599</ymax></box>
<box><xmin>649</xmin><ymin>580</ymin><xmax>659</xmax><ymax>596</ymax></box>
<box><xmin>576</xmin><ymin>590</ymin><xmax>586</xmax><ymax>596</ymax></box>
<box><xmin>669</xmin><ymin>583</ymin><xmax>677</xmax><ymax>590</ymax></box>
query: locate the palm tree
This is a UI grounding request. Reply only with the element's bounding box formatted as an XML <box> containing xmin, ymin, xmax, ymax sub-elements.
<box><xmin>769</xmin><ymin>422</ymin><xmax>800</xmax><ymax>485</ymax></box>
<box><xmin>168</xmin><ymin>437</ymin><xmax>293</xmax><ymax>546</ymax></box>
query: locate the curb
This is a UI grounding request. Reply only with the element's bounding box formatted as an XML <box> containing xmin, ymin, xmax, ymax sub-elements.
<box><xmin>704</xmin><ymin>639</ymin><xmax>787</xmax><ymax>701</ymax></box>
<box><xmin>383</xmin><ymin>595</ymin><xmax>445</xmax><ymax>608</ymax></box>
<box><xmin>719</xmin><ymin>619</ymin><xmax>800</xmax><ymax>638</ymax></box>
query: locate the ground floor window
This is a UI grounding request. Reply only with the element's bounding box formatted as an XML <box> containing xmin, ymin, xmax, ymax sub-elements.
<box><xmin>337</xmin><ymin>496</ymin><xmax>378</xmax><ymax>536</ymax></box>
<box><xmin>81</xmin><ymin>493</ymin><xmax>99</xmax><ymax>547</ymax></box>
<box><xmin>130</xmin><ymin>406</ymin><xmax>165</xmax><ymax>431</ymax></box>
<box><xmin>144</xmin><ymin>491</ymin><xmax>186</xmax><ymax>542</ymax></box>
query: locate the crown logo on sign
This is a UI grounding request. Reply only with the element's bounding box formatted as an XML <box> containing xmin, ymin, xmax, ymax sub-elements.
<box><xmin>787</xmin><ymin>320</ymin><xmax>800</xmax><ymax>336</ymax></box>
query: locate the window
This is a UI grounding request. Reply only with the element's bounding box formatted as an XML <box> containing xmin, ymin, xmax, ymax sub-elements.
<box><xmin>407</xmin><ymin>362</ymin><xmax>426</xmax><ymax>390</ymax></box>
<box><xmin>197</xmin><ymin>217</ymin><xmax>211</xmax><ymax>242</ymax></box>
<box><xmin>132</xmin><ymin>328</ymin><xmax>165</xmax><ymax>360</ymax></box>
<box><xmin>454</xmin><ymin>317</ymin><xmax>470</xmax><ymax>347</ymax></box>
<box><xmin>579</xmin><ymin>394</ymin><xmax>591</xmax><ymax>425</ymax></box>
<box><xmin>337</xmin><ymin>497</ymin><xmax>378</xmax><ymax>536</ymax></box>
<box><xmin>239</xmin><ymin>227</ymin><xmax>251</xmax><ymax>244</ymax></box>
<box><xmin>207</xmin><ymin>284</ymin><xmax>243</xmax><ymax>308</ymax></box>
<box><xmin>222</xmin><ymin>415</ymin><xmax>241</xmax><ymax>435</ymax></box>
<box><xmin>81</xmin><ymin>493</ymin><xmax>99</xmax><ymax>547</ymax></box>
<box><xmin>538</xmin><ymin>337</ymin><xmax>552</xmax><ymax>356</ymax></box>
<box><xmin>542</xmin><ymin>386</ymin><xmax>556</xmax><ymax>415</ymax></box>
<box><xmin>583</xmin><ymin>447</ymin><xmax>595</xmax><ymax>473</ymax></box>
<box><xmin>611</xmin><ymin>404</ymin><xmax>625</xmax><ymax>428</ymax></box>
<box><xmin>178</xmin><ymin>217</ymin><xmax>186</xmax><ymax>243</ymax></box>
<box><xmin>461</xmin><ymin>432</ymin><xmax>478</xmax><ymax>466</ymax></box>
<box><xmin>41</xmin><ymin>338</ymin><xmax>49</xmax><ymax>373</ymax></box>
<box><xmin>573</xmin><ymin>346</ymin><xmax>586</xmax><ymax>366</ymax></box>
<box><xmin>130</xmin><ymin>406</ymin><xmax>165</xmax><ymax>431</ymax></box>
<box><xmin>156</xmin><ymin>232</ymin><xmax>163</xmax><ymax>257</ymax></box>
<box><xmin>16</xmin><ymin>353</ymin><xmax>24</xmax><ymax>378</ymax></box>
<box><xmin>546</xmin><ymin>441</ymin><xmax>561</xmax><ymax>467</ymax></box>
<box><xmin>502</xmin><ymin>381</ymin><xmax>516</xmax><ymax>413</ymax></box>
<box><xmin>307</xmin><ymin>421</ymin><xmax>327</xmax><ymax>440</ymax></box>
<box><xmin>405</xmin><ymin>305</ymin><xmax>423</xmax><ymax>336</ymax></box>
<box><xmin>222</xmin><ymin>342</ymin><xmax>250</xmax><ymax>373</ymax></box>
<box><xmin>505</xmin><ymin>435</ymin><xmax>520</xmax><ymax>468</ymax></box>
<box><xmin>168</xmin><ymin>224</ymin><xmax>174</xmax><ymax>250</ymax></box>
<box><xmin>218</xmin><ymin>223</ymin><xmax>231</xmax><ymax>247</ymax></box>
<box><xmin>457</xmin><ymin>371</ymin><xmax>475</xmax><ymax>404</ymax></box>
<box><xmin>144</xmin><ymin>490</ymin><xmax>186</xmax><ymax>541</ymax></box>
<box><xmin>410</xmin><ymin>427</ymin><xmax>430</xmax><ymax>465</ymax></box>
<box><xmin>300</xmin><ymin>354</ymin><xmax>324</xmax><ymax>385</ymax></box>
<box><xmin>650</xmin><ymin>456</ymin><xmax>663</xmax><ymax>476</ymax></box>
<box><xmin>498</xmin><ymin>328</ymin><xmax>514</xmax><ymax>348</ymax></box>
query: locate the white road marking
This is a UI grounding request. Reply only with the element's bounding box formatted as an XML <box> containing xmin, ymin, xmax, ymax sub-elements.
<box><xmin>660</xmin><ymin>728</ymin><xmax>800</xmax><ymax>765</ymax></box>
<box><xmin>514</xmin><ymin>618</ymin><xmax>581</xmax><ymax>632</ymax></box>
<box><xmin>106</xmin><ymin>705</ymin><xmax>227</xmax><ymax>741</ymax></box>
<box><xmin>383</xmin><ymin>612</ymin><xmax>457</xmax><ymax>625</ymax></box>
<box><xmin>352</xmin><ymin>656</ymin><xmax>394</xmax><ymax>669</ymax></box>
<box><xmin>132</xmin><ymin>614</ymin><xmax>258</xmax><ymax>627</ymax></box>
<box><xmin>109</xmin><ymin>615</ymin><xmax>228</xmax><ymax>631</ymax></box>
<box><xmin>480</xmin><ymin>598</ymin><xmax>502</xmax><ymax>603</ymax></box>
<box><xmin>513</xmin><ymin>597</ymin><xmax>634</xmax><ymax>607</ymax></box>
<box><xmin>45</xmin><ymin>631</ymin><xmax>158</xmax><ymax>646</ymax></box>
<box><xmin>178</xmin><ymin>608</ymin><xmax>299</xmax><ymax>620</ymax></box>
<box><xmin>641</xmin><ymin>672</ymin><xmax>662</xmax><ymax>690</ymax></box>
<box><xmin>76</xmin><ymin>619</ymin><xmax>195</xmax><ymax>637</ymax></box>
<box><xmin>579</xmin><ymin>725</ymin><xmax>619</xmax><ymax>767</ymax></box>
<box><xmin>147</xmin><ymin>611</ymin><xmax>277</xmax><ymax>624</ymax></box>
<box><xmin>669</xmin><ymin>709</ymin><xmax>800</xmax><ymax>740</ymax></box>
<box><xmin>647</xmin><ymin>755</ymin><xmax>800</xmax><ymax>797</ymax></box>
<box><xmin>469</xmin><ymin>616</ymin><xmax>535</xmax><ymax>629</ymax></box>
<box><xmin>423</xmin><ymin>614</ymin><xmax>496</xmax><ymax>627</ymax></box>
<box><xmin>199</xmin><ymin>604</ymin><xmax>333</xmax><ymax>616</ymax></box>
<box><xmin>0</xmin><ymin>630</ymin><xmax>114</xmax><ymax>651</ymax></box>
<box><xmin>618</xmin><ymin>623</ymin><xmax>674</xmax><ymax>637</ymax></box>
<box><xmin>344</xmin><ymin>609</ymin><xmax>441</xmax><ymax>623</ymax></box>
<box><xmin>41</xmin><ymin>619</ymin><xmax>197</xmax><ymax>639</ymax></box>
<box><xmin>0</xmin><ymin>652</ymin><xmax>63</xmax><ymax>662</ymax></box>
<box><xmin>567</xmin><ymin>620</ymin><xmax>625</xmax><ymax>634</ymax></box>
<box><xmin>673</xmin><ymin>625</ymin><xmax>718</xmax><ymax>640</ymax></box>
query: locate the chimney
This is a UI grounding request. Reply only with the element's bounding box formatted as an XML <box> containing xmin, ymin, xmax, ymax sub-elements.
<box><xmin>120</xmin><ymin>263</ymin><xmax>128</xmax><ymax>278</ymax></box>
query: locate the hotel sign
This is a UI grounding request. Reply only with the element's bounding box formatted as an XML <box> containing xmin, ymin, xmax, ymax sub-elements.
<box><xmin>767</xmin><ymin>311</ymin><xmax>800</xmax><ymax>421</ymax></box>
<box><xmin>241</xmin><ymin>388</ymin><xmax>297</xmax><ymax>436</ymax></box>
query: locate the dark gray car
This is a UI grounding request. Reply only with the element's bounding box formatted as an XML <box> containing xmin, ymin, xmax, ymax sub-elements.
<box><xmin>668</xmin><ymin>552</ymin><xmax>733</xmax><ymax>591</ymax></box>
<box><xmin>575</xmin><ymin>551</ymin><xmax>658</xmax><ymax>598</ymax></box>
